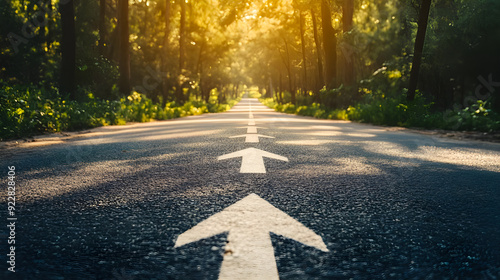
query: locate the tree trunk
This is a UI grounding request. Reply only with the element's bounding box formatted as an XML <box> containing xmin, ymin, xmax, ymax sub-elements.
<box><xmin>99</xmin><ymin>0</ymin><xmax>107</xmax><ymax>56</ymax></box>
<box><xmin>299</xmin><ymin>12</ymin><xmax>308</xmax><ymax>94</ymax></box>
<box><xmin>311</xmin><ymin>9</ymin><xmax>324</xmax><ymax>101</ymax></box>
<box><xmin>268</xmin><ymin>76</ymin><xmax>274</xmax><ymax>99</ymax></box>
<box><xmin>342</xmin><ymin>0</ymin><xmax>354</xmax><ymax>32</ymax></box>
<box><xmin>197</xmin><ymin>43</ymin><xmax>208</xmax><ymax>102</ymax></box>
<box><xmin>321</xmin><ymin>0</ymin><xmax>337</xmax><ymax>89</ymax></box>
<box><xmin>163</xmin><ymin>0</ymin><xmax>172</xmax><ymax>49</ymax></box>
<box><xmin>176</xmin><ymin>0</ymin><xmax>187</xmax><ymax>102</ymax></box>
<box><xmin>45</xmin><ymin>0</ymin><xmax>53</xmax><ymax>51</ymax></box>
<box><xmin>342</xmin><ymin>0</ymin><xmax>354</xmax><ymax>86</ymax></box>
<box><xmin>106</xmin><ymin>3</ymin><xmax>119</xmax><ymax>62</ymax></box>
<box><xmin>60</xmin><ymin>0</ymin><xmax>76</xmax><ymax>98</ymax></box>
<box><xmin>179</xmin><ymin>0</ymin><xmax>186</xmax><ymax>71</ymax></box>
<box><xmin>118</xmin><ymin>0</ymin><xmax>131</xmax><ymax>96</ymax></box>
<box><xmin>279</xmin><ymin>72</ymin><xmax>284</xmax><ymax>104</ymax></box>
<box><xmin>282</xmin><ymin>39</ymin><xmax>296</xmax><ymax>104</ymax></box>
<box><xmin>162</xmin><ymin>0</ymin><xmax>172</xmax><ymax>102</ymax></box>
<box><xmin>407</xmin><ymin>0</ymin><xmax>432</xmax><ymax>101</ymax></box>
<box><xmin>108</xmin><ymin>21</ymin><xmax>120</xmax><ymax>61</ymax></box>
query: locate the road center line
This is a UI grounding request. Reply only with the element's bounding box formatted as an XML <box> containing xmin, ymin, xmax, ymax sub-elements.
<box><xmin>246</xmin><ymin>126</ymin><xmax>259</xmax><ymax>134</ymax></box>
<box><xmin>230</xmin><ymin>134</ymin><xmax>275</xmax><ymax>143</ymax></box>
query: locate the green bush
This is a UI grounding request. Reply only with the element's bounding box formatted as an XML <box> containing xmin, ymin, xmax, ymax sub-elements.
<box><xmin>0</xmin><ymin>83</ymin><xmax>241</xmax><ymax>141</ymax></box>
<box><xmin>261</xmin><ymin>93</ymin><xmax>500</xmax><ymax>132</ymax></box>
<box><xmin>260</xmin><ymin>98</ymin><xmax>350</xmax><ymax>121</ymax></box>
<box><xmin>442</xmin><ymin>100</ymin><xmax>500</xmax><ymax>132</ymax></box>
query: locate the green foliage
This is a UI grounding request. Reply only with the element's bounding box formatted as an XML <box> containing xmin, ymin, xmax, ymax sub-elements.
<box><xmin>0</xmin><ymin>83</ymin><xmax>240</xmax><ymax>141</ymax></box>
<box><xmin>0</xmin><ymin>84</ymin><xmax>115</xmax><ymax>140</ymax></box>
<box><xmin>260</xmin><ymin>98</ymin><xmax>349</xmax><ymax>121</ymax></box>
<box><xmin>77</xmin><ymin>56</ymin><xmax>120</xmax><ymax>100</ymax></box>
<box><xmin>247</xmin><ymin>90</ymin><xmax>262</xmax><ymax>99</ymax></box>
<box><xmin>2</xmin><ymin>0</ymin><xmax>500</xmax><ymax>136</ymax></box>
<box><xmin>262</xmin><ymin>93</ymin><xmax>500</xmax><ymax>132</ymax></box>
<box><xmin>442</xmin><ymin>100</ymin><xmax>500</xmax><ymax>132</ymax></box>
<box><xmin>345</xmin><ymin>94</ymin><xmax>499</xmax><ymax>132</ymax></box>
<box><xmin>346</xmin><ymin>93</ymin><xmax>436</xmax><ymax>127</ymax></box>
<box><xmin>319</xmin><ymin>85</ymin><xmax>362</xmax><ymax>109</ymax></box>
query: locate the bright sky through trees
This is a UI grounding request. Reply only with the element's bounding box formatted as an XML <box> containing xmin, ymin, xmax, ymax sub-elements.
<box><xmin>1</xmin><ymin>0</ymin><xmax>500</xmax><ymax>137</ymax></box>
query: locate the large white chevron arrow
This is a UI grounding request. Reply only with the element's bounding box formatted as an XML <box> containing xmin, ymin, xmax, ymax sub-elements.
<box><xmin>230</xmin><ymin>134</ymin><xmax>275</xmax><ymax>143</ymax></box>
<box><xmin>175</xmin><ymin>193</ymin><xmax>329</xmax><ymax>280</ymax></box>
<box><xmin>218</xmin><ymin>148</ymin><xmax>288</xmax><ymax>173</ymax></box>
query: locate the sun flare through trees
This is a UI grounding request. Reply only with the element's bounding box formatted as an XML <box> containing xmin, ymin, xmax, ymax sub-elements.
<box><xmin>1</xmin><ymin>0</ymin><xmax>500</xmax><ymax>139</ymax></box>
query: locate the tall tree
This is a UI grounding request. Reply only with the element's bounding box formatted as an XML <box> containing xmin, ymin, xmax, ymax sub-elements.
<box><xmin>342</xmin><ymin>0</ymin><xmax>354</xmax><ymax>31</ymax></box>
<box><xmin>311</xmin><ymin>9</ymin><xmax>324</xmax><ymax>93</ymax></box>
<box><xmin>321</xmin><ymin>0</ymin><xmax>337</xmax><ymax>89</ymax></box>
<box><xmin>162</xmin><ymin>0</ymin><xmax>172</xmax><ymax>100</ymax></box>
<box><xmin>179</xmin><ymin>0</ymin><xmax>186</xmax><ymax>71</ymax></box>
<box><xmin>60</xmin><ymin>0</ymin><xmax>76</xmax><ymax>98</ymax></box>
<box><xmin>99</xmin><ymin>0</ymin><xmax>107</xmax><ymax>56</ymax></box>
<box><xmin>164</xmin><ymin>0</ymin><xmax>172</xmax><ymax>49</ymax></box>
<box><xmin>176</xmin><ymin>0</ymin><xmax>187</xmax><ymax>102</ymax></box>
<box><xmin>118</xmin><ymin>0</ymin><xmax>131</xmax><ymax>96</ymax></box>
<box><xmin>407</xmin><ymin>0</ymin><xmax>432</xmax><ymax>101</ymax></box>
<box><xmin>342</xmin><ymin>0</ymin><xmax>354</xmax><ymax>85</ymax></box>
<box><xmin>280</xmin><ymin>37</ymin><xmax>295</xmax><ymax>104</ymax></box>
<box><xmin>299</xmin><ymin>12</ymin><xmax>308</xmax><ymax>93</ymax></box>
<box><xmin>43</xmin><ymin>0</ymin><xmax>54</xmax><ymax>52</ymax></box>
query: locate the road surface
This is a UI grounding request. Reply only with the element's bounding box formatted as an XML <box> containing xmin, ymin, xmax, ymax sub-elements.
<box><xmin>1</xmin><ymin>98</ymin><xmax>500</xmax><ymax>279</ymax></box>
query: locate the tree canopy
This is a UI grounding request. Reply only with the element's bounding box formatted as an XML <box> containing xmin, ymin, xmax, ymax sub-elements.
<box><xmin>1</xmin><ymin>0</ymin><xmax>500</xmax><ymax>133</ymax></box>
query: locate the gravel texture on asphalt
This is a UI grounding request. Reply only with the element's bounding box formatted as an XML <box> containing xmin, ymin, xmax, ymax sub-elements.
<box><xmin>1</xmin><ymin>98</ymin><xmax>499</xmax><ymax>279</ymax></box>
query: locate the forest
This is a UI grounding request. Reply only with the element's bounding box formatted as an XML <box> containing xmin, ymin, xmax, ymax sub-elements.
<box><xmin>1</xmin><ymin>0</ymin><xmax>500</xmax><ymax>140</ymax></box>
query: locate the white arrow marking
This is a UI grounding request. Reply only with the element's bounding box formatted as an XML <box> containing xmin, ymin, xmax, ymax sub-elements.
<box><xmin>238</xmin><ymin>126</ymin><xmax>265</xmax><ymax>133</ymax></box>
<box><xmin>218</xmin><ymin>148</ymin><xmax>288</xmax><ymax>173</ymax></box>
<box><xmin>175</xmin><ymin>193</ymin><xmax>328</xmax><ymax>280</ymax></box>
<box><xmin>230</xmin><ymin>134</ymin><xmax>275</xmax><ymax>143</ymax></box>
<box><xmin>246</xmin><ymin>126</ymin><xmax>259</xmax><ymax>133</ymax></box>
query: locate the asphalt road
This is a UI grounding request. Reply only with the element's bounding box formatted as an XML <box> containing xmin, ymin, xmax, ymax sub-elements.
<box><xmin>1</xmin><ymin>98</ymin><xmax>500</xmax><ymax>279</ymax></box>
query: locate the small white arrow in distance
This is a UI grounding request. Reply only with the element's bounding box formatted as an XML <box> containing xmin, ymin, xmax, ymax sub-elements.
<box><xmin>175</xmin><ymin>193</ymin><xmax>329</xmax><ymax>280</ymax></box>
<box><xmin>239</xmin><ymin>126</ymin><xmax>263</xmax><ymax>134</ymax></box>
<box><xmin>218</xmin><ymin>148</ymin><xmax>288</xmax><ymax>173</ymax></box>
<box><xmin>230</xmin><ymin>134</ymin><xmax>275</xmax><ymax>143</ymax></box>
